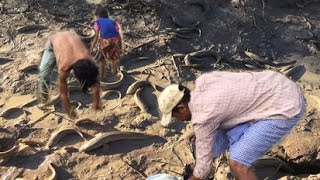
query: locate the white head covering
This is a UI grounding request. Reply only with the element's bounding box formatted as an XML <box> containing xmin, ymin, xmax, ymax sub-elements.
<box><xmin>158</xmin><ymin>84</ymin><xmax>184</xmax><ymax>127</ymax></box>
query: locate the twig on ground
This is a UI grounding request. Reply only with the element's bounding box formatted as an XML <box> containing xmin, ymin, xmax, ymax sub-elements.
<box><xmin>171</xmin><ymin>56</ymin><xmax>180</xmax><ymax>77</ymax></box>
<box><xmin>130</xmin><ymin>37</ymin><xmax>159</xmax><ymax>51</ymax></box>
<box><xmin>29</xmin><ymin>110</ymin><xmax>55</xmax><ymax>126</ymax></box>
<box><xmin>163</xmin><ymin>168</ymin><xmax>182</xmax><ymax>176</ymax></box>
<box><xmin>150</xmin><ymin>159</ymin><xmax>183</xmax><ymax>167</ymax></box>
<box><xmin>73</xmin><ymin>22</ymin><xmax>92</xmax><ymax>29</ymax></box>
<box><xmin>172</xmin><ymin>147</ymin><xmax>185</xmax><ymax>166</ymax></box>
<box><xmin>51</xmin><ymin>112</ymin><xmax>73</xmax><ymax>123</ymax></box>
<box><xmin>126</xmin><ymin>59</ymin><xmax>167</xmax><ymax>74</ymax></box>
<box><xmin>164</xmin><ymin>135</ymin><xmax>186</xmax><ymax>151</ymax></box>
<box><xmin>122</xmin><ymin>157</ymin><xmax>147</xmax><ymax>178</ymax></box>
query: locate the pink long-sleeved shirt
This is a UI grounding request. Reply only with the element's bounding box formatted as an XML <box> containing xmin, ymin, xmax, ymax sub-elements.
<box><xmin>189</xmin><ymin>70</ymin><xmax>302</xmax><ymax>178</ymax></box>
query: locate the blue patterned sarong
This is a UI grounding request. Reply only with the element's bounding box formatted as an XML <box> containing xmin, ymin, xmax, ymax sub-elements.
<box><xmin>213</xmin><ymin>98</ymin><xmax>306</xmax><ymax>167</ymax></box>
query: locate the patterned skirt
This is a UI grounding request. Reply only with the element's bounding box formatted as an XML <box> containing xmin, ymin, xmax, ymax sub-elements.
<box><xmin>98</xmin><ymin>37</ymin><xmax>122</xmax><ymax>62</ymax></box>
<box><xmin>212</xmin><ymin>97</ymin><xmax>305</xmax><ymax>167</ymax></box>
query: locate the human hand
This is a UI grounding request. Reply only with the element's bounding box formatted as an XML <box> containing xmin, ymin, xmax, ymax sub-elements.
<box><xmin>183</xmin><ymin>164</ymin><xmax>214</xmax><ymax>180</ymax></box>
<box><xmin>68</xmin><ymin>108</ymin><xmax>78</xmax><ymax>119</ymax></box>
<box><xmin>92</xmin><ymin>104</ymin><xmax>102</xmax><ymax>111</ymax></box>
<box><xmin>69</xmin><ymin>112</ymin><xmax>78</xmax><ymax>119</ymax></box>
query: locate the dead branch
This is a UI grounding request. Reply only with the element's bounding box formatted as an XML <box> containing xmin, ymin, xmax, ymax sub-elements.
<box><xmin>163</xmin><ymin>168</ymin><xmax>182</xmax><ymax>176</ymax></box>
<box><xmin>171</xmin><ymin>56</ymin><xmax>180</xmax><ymax>77</ymax></box>
<box><xmin>172</xmin><ymin>147</ymin><xmax>184</xmax><ymax>166</ymax></box>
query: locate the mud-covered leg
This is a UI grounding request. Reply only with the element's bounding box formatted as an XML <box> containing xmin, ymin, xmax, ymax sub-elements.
<box><xmin>98</xmin><ymin>53</ymin><xmax>106</xmax><ymax>80</ymax></box>
<box><xmin>38</xmin><ymin>41</ymin><xmax>56</xmax><ymax>103</ymax></box>
<box><xmin>112</xmin><ymin>60</ymin><xmax>119</xmax><ymax>75</ymax></box>
<box><xmin>229</xmin><ymin>160</ymin><xmax>257</xmax><ymax>180</ymax></box>
<box><xmin>111</xmin><ymin>38</ymin><xmax>122</xmax><ymax>76</ymax></box>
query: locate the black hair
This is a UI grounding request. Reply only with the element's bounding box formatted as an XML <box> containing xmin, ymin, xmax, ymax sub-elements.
<box><xmin>172</xmin><ymin>84</ymin><xmax>191</xmax><ymax>113</ymax></box>
<box><xmin>72</xmin><ymin>59</ymin><xmax>98</xmax><ymax>92</ymax></box>
<box><xmin>178</xmin><ymin>84</ymin><xmax>191</xmax><ymax>103</ymax></box>
<box><xmin>94</xmin><ymin>6</ymin><xmax>109</xmax><ymax>18</ymax></box>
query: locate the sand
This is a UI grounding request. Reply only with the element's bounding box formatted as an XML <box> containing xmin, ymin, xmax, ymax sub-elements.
<box><xmin>1</xmin><ymin>0</ymin><xmax>320</xmax><ymax>179</ymax></box>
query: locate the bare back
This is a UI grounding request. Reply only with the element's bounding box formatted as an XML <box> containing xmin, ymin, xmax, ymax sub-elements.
<box><xmin>50</xmin><ymin>31</ymin><xmax>91</xmax><ymax>73</ymax></box>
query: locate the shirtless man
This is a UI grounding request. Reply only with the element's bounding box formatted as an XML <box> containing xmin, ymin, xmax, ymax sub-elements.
<box><xmin>38</xmin><ymin>31</ymin><xmax>101</xmax><ymax>118</ymax></box>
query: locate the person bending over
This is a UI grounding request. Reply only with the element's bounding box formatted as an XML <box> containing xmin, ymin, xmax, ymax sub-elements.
<box><xmin>158</xmin><ymin>70</ymin><xmax>305</xmax><ymax>180</ymax></box>
<box><xmin>38</xmin><ymin>31</ymin><xmax>102</xmax><ymax>118</ymax></box>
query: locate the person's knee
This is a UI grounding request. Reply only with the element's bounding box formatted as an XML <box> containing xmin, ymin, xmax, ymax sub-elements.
<box><xmin>229</xmin><ymin>159</ymin><xmax>257</xmax><ymax>180</ymax></box>
<box><xmin>229</xmin><ymin>159</ymin><xmax>250</xmax><ymax>173</ymax></box>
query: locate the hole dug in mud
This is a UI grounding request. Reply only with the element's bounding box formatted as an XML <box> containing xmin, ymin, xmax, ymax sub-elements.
<box><xmin>0</xmin><ymin>108</ymin><xmax>26</xmax><ymax>120</ymax></box>
<box><xmin>0</xmin><ymin>57</ymin><xmax>14</xmax><ymax>65</ymax></box>
<box><xmin>0</xmin><ymin>128</ymin><xmax>17</xmax><ymax>152</ymax></box>
<box><xmin>20</xmin><ymin>64</ymin><xmax>39</xmax><ymax>75</ymax></box>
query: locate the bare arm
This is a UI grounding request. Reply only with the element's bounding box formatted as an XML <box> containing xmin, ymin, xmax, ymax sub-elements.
<box><xmin>91</xmin><ymin>82</ymin><xmax>102</xmax><ymax>110</ymax></box>
<box><xmin>90</xmin><ymin>31</ymin><xmax>99</xmax><ymax>52</ymax></box>
<box><xmin>59</xmin><ymin>71</ymin><xmax>77</xmax><ymax>119</ymax></box>
<box><xmin>116</xmin><ymin>23</ymin><xmax>124</xmax><ymax>53</ymax></box>
<box><xmin>192</xmin><ymin>118</ymin><xmax>220</xmax><ymax>179</ymax></box>
<box><xmin>90</xmin><ymin>22</ymin><xmax>99</xmax><ymax>52</ymax></box>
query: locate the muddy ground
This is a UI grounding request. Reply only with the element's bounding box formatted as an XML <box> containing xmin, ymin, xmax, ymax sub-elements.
<box><xmin>0</xmin><ymin>0</ymin><xmax>320</xmax><ymax>179</ymax></box>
